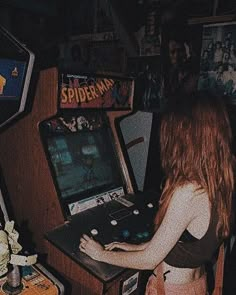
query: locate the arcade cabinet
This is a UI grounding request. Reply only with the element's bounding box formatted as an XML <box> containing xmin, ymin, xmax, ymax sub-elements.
<box><xmin>0</xmin><ymin>25</ymin><xmax>34</xmax><ymax>129</ymax></box>
<box><xmin>0</xmin><ymin>68</ymin><xmax>160</xmax><ymax>294</ymax></box>
<box><xmin>0</xmin><ymin>26</ymin><xmax>64</xmax><ymax>294</ymax></box>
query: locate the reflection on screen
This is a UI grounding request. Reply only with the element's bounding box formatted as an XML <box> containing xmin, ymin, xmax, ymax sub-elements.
<box><xmin>47</xmin><ymin>129</ymin><xmax>122</xmax><ymax>200</ymax></box>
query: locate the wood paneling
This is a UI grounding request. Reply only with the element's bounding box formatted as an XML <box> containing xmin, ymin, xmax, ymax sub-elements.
<box><xmin>0</xmin><ymin>67</ymin><xmax>64</xmax><ymax>253</ymax></box>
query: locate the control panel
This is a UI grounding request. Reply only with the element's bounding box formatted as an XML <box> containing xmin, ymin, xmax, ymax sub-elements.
<box><xmin>46</xmin><ymin>191</ymin><xmax>159</xmax><ymax>282</ymax></box>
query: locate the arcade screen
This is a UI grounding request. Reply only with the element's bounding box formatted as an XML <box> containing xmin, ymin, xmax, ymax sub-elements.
<box><xmin>40</xmin><ymin>114</ymin><xmax>124</xmax><ymax>212</ymax></box>
<box><xmin>0</xmin><ymin>26</ymin><xmax>34</xmax><ymax>128</ymax></box>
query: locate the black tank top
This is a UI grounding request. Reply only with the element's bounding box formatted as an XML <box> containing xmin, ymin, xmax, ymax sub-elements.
<box><xmin>164</xmin><ymin>207</ymin><xmax>221</xmax><ymax>268</ymax></box>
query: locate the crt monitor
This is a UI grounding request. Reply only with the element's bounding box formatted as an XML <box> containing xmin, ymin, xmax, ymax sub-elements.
<box><xmin>40</xmin><ymin>112</ymin><xmax>125</xmax><ymax>217</ymax></box>
<box><xmin>0</xmin><ymin>26</ymin><xmax>35</xmax><ymax>129</ymax></box>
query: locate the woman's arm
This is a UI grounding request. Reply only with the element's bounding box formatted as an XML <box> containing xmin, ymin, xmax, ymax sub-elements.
<box><xmin>104</xmin><ymin>241</ymin><xmax>150</xmax><ymax>251</ymax></box>
<box><xmin>79</xmin><ymin>185</ymin><xmax>195</xmax><ymax>270</ymax></box>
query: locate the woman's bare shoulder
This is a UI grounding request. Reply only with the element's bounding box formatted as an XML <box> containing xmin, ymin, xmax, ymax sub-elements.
<box><xmin>171</xmin><ymin>183</ymin><xmax>208</xmax><ymax>210</ymax></box>
<box><xmin>172</xmin><ymin>183</ymin><xmax>203</xmax><ymax>200</ymax></box>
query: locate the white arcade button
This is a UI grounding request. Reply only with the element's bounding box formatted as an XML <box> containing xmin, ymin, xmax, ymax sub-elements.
<box><xmin>90</xmin><ymin>229</ymin><xmax>98</xmax><ymax>236</ymax></box>
<box><xmin>111</xmin><ymin>220</ymin><xmax>118</xmax><ymax>226</ymax></box>
<box><xmin>133</xmin><ymin>209</ymin><xmax>139</xmax><ymax>215</ymax></box>
<box><xmin>147</xmin><ymin>203</ymin><xmax>154</xmax><ymax>208</ymax></box>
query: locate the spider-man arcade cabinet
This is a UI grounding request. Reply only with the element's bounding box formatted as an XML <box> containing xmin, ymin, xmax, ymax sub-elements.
<box><xmin>0</xmin><ymin>67</ymin><xmax>159</xmax><ymax>294</ymax></box>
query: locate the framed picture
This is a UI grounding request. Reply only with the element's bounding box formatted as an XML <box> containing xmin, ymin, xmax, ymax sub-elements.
<box><xmin>58</xmin><ymin>32</ymin><xmax>120</xmax><ymax>73</ymax></box>
<box><xmin>161</xmin><ymin>24</ymin><xmax>202</xmax><ymax>100</ymax></box>
<box><xmin>127</xmin><ymin>55</ymin><xmax>163</xmax><ymax>112</ymax></box>
<box><xmin>198</xmin><ymin>21</ymin><xmax>236</xmax><ymax>103</ymax></box>
<box><xmin>58</xmin><ymin>38</ymin><xmax>90</xmax><ymax>72</ymax></box>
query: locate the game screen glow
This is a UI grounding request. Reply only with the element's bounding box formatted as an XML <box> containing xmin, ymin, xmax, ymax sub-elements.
<box><xmin>0</xmin><ymin>58</ymin><xmax>27</xmax><ymax>101</ymax></box>
<box><xmin>47</xmin><ymin>129</ymin><xmax>122</xmax><ymax>200</ymax></box>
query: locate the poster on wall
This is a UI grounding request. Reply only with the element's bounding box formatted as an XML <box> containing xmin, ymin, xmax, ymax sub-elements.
<box><xmin>198</xmin><ymin>21</ymin><xmax>236</xmax><ymax>103</ymax></box>
<box><xmin>58</xmin><ymin>34</ymin><xmax>124</xmax><ymax>74</ymax></box>
<box><xmin>127</xmin><ymin>55</ymin><xmax>162</xmax><ymax>112</ymax></box>
<box><xmin>161</xmin><ymin>24</ymin><xmax>202</xmax><ymax>101</ymax></box>
<box><xmin>58</xmin><ymin>38</ymin><xmax>90</xmax><ymax>72</ymax></box>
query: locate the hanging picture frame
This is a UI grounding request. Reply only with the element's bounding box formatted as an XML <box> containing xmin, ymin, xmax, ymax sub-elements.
<box><xmin>161</xmin><ymin>24</ymin><xmax>202</xmax><ymax>101</ymax></box>
<box><xmin>198</xmin><ymin>21</ymin><xmax>236</xmax><ymax>104</ymax></box>
<box><xmin>126</xmin><ymin>55</ymin><xmax>162</xmax><ymax>112</ymax></box>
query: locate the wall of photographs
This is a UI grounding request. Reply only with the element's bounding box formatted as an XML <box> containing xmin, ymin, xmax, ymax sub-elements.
<box><xmin>131</xmin><ymin>18</ymin><xmax>236</xmax><ymax>112</ymax></box>
<box><xmin>198</xmin><ymin>21</ymin><xmax>236</xmax><ymax>104</ymax></box>
<box><xmin>58</xmin><ymin>17</ymin><xmax>236</xmax><ymax>112</ymax></box>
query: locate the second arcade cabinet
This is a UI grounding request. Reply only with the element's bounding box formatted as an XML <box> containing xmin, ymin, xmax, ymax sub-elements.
<box><xmin>0</xmin><ymin>26</ymin><xmax>65</xmax><ymax>294</ymax></box>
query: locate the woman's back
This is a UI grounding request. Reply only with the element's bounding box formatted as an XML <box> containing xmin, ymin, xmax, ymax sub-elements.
<box><xmin>160</xmin><ymin>183</ymin><xmax>220</xmax><ymax>284</ymax></box>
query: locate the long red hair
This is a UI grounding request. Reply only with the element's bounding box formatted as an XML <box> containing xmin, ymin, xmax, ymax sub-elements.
<box><xmin>155</xmin><ymin>91</ymin><xmax>235</xmax><ymax>239</ymax></box>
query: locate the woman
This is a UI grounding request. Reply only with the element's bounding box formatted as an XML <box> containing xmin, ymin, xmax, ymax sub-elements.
<box><xmin>79</xmin><ymin>91</ymin><xmax>235</xmax><ymax>294</ymax></box>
